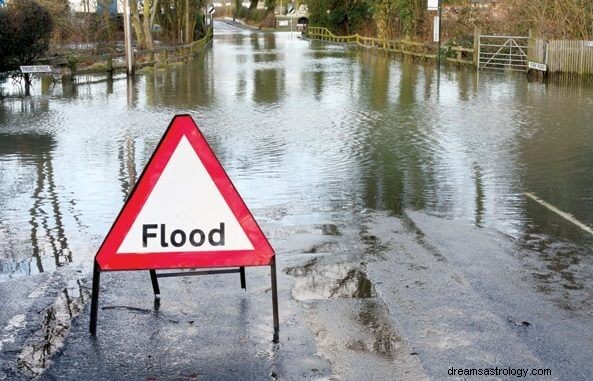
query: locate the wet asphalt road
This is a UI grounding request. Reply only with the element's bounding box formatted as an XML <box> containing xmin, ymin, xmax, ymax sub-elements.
<box><xmin>3</xmin><ymin>207</ymin><xmax>593</xmax><ymax>380</ymax></box>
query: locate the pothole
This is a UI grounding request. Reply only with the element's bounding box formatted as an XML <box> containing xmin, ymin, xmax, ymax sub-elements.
<box><xmin>287</xmin><ymin>259</ymin><xmax>376</xmax><ymax>300</ymax></box>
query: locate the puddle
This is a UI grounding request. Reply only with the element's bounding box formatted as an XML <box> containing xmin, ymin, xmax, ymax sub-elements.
<box><xmin>317</xmin><ymin>224</ymin><xmax>341</xmax><ymax>236</ymax></box>
<box><xmin>17</xmin><ymin>278</ymin><xmax>89</xmax><ymax>377</ymax></box>
<box><xmin>0</xmin><ymin>314</ymin><xmax>27</xmax><ymax>352</ymax></box>
<box><xmin>303</xmin><ymin>242</ymin><xmax>341</xmax><ymax>254</ymax></box>
<box><xmin>360</xmin><ymin>229</ymin><xmax>388</xmax><ymax>259</ymax></box>
<box><xmin>356</xmin><ymin>299</ymin><xmax>399</xmax><ymax>359</ymax></box>
<box><xmin>101</xmin><ymin>305</ymin><xmax>154</xmax><ymax>315</ymax></box>
<box><xmin>287</xmin><ymin>260</ymin><xmax>376</xmax><ymax>300</ymax></box>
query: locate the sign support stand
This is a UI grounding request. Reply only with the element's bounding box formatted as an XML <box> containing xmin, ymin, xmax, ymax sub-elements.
<box><xmin>89</xmin><ymin>264</ymin><xmax>279</xmax><ymax>342</ymax></box>
<box><xmin>240</xmin><ymin>266</ymin><xmax>246</xmax><ymax>289</ymax></box>
<box><xmin>149</xmin><ymin>270</ymin><xmax>160</xmax><ymax>296</ymax></box>
<box><xmin>89</xmin><ymin>261</ymin><xmax>101</xmax><ymax>336</ymax></box>
<box><xmin>270</xmin><ymin>257</ymin><xmax>279</xmax><ymax>343</ymax></box>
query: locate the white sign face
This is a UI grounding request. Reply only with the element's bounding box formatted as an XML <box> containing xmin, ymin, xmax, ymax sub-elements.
<box><xmin>433</xmin><ymin>16</ymin><xmax>440</xmax><ymax>42</ymax></box>
<box><xmin>528</xmin><ymin>61</ymin><xmax>547</xmax><ymax>71</ymax></box>
<box><xmin>118</xmin><ymin>136</ymin><xmax>254</xmax><ymax>253</ymax></box>
<box><xmin>20</xmin><ymin>65</ymin><xmax>52</xmax><ymax>73</ymax></box>
<box><xmin>428</xmin><ymin>0</ymin><xmax>438</xmax><ymax>11</ymax></box>
<box><xmin>587</xmin><ymin>41</ymin><xmax>593</xmax><ymax>48</ymax></box>
<box><xmin>279</xmin><ymin>20</ymin><xmax>289</xmax><ymax>26</ymax></box>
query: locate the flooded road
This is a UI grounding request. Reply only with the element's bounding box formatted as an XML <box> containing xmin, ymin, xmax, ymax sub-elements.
<box><xmin>1</xmin><ymin>20</ymin><xmax>593</xmax><ymax>380</ymax></box>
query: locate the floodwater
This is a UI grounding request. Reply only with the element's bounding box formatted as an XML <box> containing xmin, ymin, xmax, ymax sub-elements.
<box><xmin>2</xmin><ymin>22</ymin><xmax>593</xmax><ymax>281</ymax></box>
<box><xmin>0</xmin><ymin>22</ymin><xmax>593</xmax><ymax>380</ymax></box>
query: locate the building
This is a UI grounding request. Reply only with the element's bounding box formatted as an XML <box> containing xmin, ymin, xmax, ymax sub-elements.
<box><xmin>69</xmin><ymin>0</ymin><xmax>123</xmax><ymax>13</ymax></box>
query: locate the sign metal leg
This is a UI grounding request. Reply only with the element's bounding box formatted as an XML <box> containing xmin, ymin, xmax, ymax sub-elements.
<box><xmin>89</xmin><ymin>261</ymin><xmax>101</xmax><ymax>335</ymax></box>
<box><xmin>240</xmin><ymin>266</ymin><xmax>246</xmax><ymax>290</ymax></box>
<box><xmin>149</xmin><ymin>270</ymin><xmax>160</xmax><ymax>297</ymax></box>
<box><xmin>270</xmin><ymin>257</ymin><xmax>279</xmax><ymax>343</ymax></box>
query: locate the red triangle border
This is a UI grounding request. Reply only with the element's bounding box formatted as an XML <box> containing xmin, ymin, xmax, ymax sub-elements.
<box><xmin>95</xmin><ymin>115</ymin><xmax>275</xmax><ymax>271</ymax></box>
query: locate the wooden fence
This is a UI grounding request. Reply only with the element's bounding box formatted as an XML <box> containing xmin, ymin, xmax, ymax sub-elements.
<box><xmin>307</xmin><ymin>27</ymin><xmax>593</xmax><ymax>79</ymax></box>
<box><xmin>546</xmin><ymin>40</ymin><xmax>593</xmax><ymax>76</ymax></box>
<box><xmin>44</xmin><ymin>28</ymin><xmax>213</xmax><ymax>76</ymax></box>
<box><xmin>527</xmin><ymin>31</ymin><xmax>593</xmax><ymax>78</ymax></box>
<box><xmin>305</xmin><ymin>27</ymin><xmax>475</xmax><ymax>65</ymax></box>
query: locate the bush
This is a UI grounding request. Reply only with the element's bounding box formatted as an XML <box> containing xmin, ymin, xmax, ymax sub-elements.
<box><xmin>307</xmin><ymin>0</ymin><xmax>374</xmax><ymax>36</ymax></box>
<box><xmin>0</xmin><ymin>0</ymin><xmax>53</xmax><ymax>70</ymax></box>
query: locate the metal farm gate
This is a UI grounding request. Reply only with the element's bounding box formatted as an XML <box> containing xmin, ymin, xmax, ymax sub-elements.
<box><xmin>478</xmin><ymin>35</ymin><xmax>529</xmax><ymax>72</ymax></box>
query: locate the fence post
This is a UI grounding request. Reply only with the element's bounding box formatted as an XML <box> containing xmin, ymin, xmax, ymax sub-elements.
<box><xmin>527</xmin><ymin>29</ymin><xmax>534</xmax><ymax>63</ymax></box>
<box><xmin>473</xmin><ymin>27</ymin><xmax>480</xmax><ymax>66</ymax></box>
<box><xmin>106</xmin><ymin>55</ymin><xmax>113</xmax><ymax>73</ymax></box>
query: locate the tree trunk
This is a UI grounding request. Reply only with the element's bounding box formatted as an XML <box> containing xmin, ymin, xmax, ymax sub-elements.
<box><xmin>129</xmin><ymin>0</ymin><xmax>147</xmax><ymax>49</ymax></box>
<box><xmin>185</xmin><ymin>0</ymin><xmax>191</xmax><ymax>43</ymax></box>
<box><xmin>143</xmin><ymin>0</ymin><xmax>154</xmax><ymax>49</ymax></box>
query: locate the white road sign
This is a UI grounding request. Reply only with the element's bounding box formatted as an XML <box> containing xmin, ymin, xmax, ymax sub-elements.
<box><xmin>20</xmin><ymin>65</ymin><xmax>52</xmax><ymax>74</ymax></box>
<box><xmin>433</xmin><ymin>16</ymin><xmax>440</xmax><ymax>42</ymax></box>
<box><xmin>528</xmin><ymin>61</ymin><xmax>547</xmax><ymax>72</ymax></box>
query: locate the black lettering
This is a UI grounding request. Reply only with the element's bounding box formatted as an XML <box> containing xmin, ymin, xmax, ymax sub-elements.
<box><xmin>208</xmin><ymin>223</ymin><xmax>225</xmax><ymax>246</ymax></box>
<box><xmin>142</xmin><ymin>224</ymin><xmax>158</xmax><ymax>247</ymax></box>
<box><xmin>170</xmin><ymin>229</ymin><xmax>186</xmax><ymax>247</ymax></box>
<box><xmin>189</xmin><ymin>229</ymin><xmax>205</xmax><ymax>246</ymax></box>
<box><xmin>160</xmin><ymin>224</ymin><xmax>169</xmax><ymax>247</ymax></box>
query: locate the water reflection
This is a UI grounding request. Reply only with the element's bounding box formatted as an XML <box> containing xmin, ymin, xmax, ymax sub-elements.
<box><xmin>0</xmin><ymin>133</ymin><xmax>70</xmax><ymax>278</ymax></box>
<box><xmin>117</xmin><ymin>135</ymin><xmax>137</xmax><ymax>199</ymax></box>
<box><xmin>287</xmin><ymin>257</ymin><xmax>376</xmax><ymax>300</ymax></box>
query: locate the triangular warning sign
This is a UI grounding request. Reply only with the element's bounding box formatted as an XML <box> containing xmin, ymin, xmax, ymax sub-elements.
<box><xmin>95</xmin><ymin>115</ymin><xmax>274</xmax><ymax>271</ymax></box>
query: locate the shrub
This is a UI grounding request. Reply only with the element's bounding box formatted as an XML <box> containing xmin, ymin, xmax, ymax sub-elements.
<box><xmin>0</xmin><ymin>0</ymin><xmax>53</xmax><ymax>70</ymax></box>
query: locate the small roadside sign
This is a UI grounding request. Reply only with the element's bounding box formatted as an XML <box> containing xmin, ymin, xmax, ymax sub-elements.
<box><xmin>433</xmin><ymin>16</ymin><xmax>440</xmax><ymax>42</ymax></box>
<box><xmin>528</xmin><ymin>61</ymin><xmax>547</xmax><ymax>72</ymax></box>
<box><xmin>428</xmin><ymin>0</ymin><xmax>438</xmax><ymax>11</ymax></box>
<box><xmin>207</xmin><ymin>4</ymin><xmax>215</xmax><ymax>14</ymax></box>
<box><xmin>90</xmin><ymin>115</ymin><xmax>279</xmax><ymax>342</ymax></box>
<box><xmin>20</xmin><ymin>65</ymin><xmax>52</xmax><ymax>74</ymax></box>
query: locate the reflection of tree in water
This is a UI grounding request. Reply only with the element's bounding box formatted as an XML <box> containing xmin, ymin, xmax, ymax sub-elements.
<box><xmin>361</xmin><ymin>59</ymin><xmax>431</xmax><ymax>214</ymax></box>
<box><xmin>29</xmin><ymin>141</ymin><xmax>70</xmax><ymax>272</ymax></box>
<box><xmin>118</xmin><ymin>136</ymin><xmax>137</xmax><ymax>199</ymax></box>
<box><xmin>0</xmin><ymin>134</ymin><xmax>70</xmax><ymax>276</ymax></box>
<box><xmin>367</xmin><ymin>53</ymin><xmax>389</xmax><ymax>110</ymax></box>
<box><xmin>144</xmin><ymin>56</ymin><xmax>214</xmax><ymax>108</ymax></box>
<box><xmin>253</xmin><ymin>68</ymin><xmax>285</xmax><ymax>104</ymax></box>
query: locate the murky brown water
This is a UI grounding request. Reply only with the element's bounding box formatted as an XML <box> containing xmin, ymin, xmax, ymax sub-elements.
<box><xmin>1</xmin><ymin>22</ymin><xmax>593</xmax><ymax>282</ymax></box>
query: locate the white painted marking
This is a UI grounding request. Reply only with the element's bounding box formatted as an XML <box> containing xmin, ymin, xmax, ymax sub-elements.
<box><xmin>118</xmin><ymin>136</ymin><xmax>254</xmax><ymax>253</ymax></box>
<box><xmin>525</xmin><ymin>192</ymin><xmax>593</xmax><ymax>236</ymax></box>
